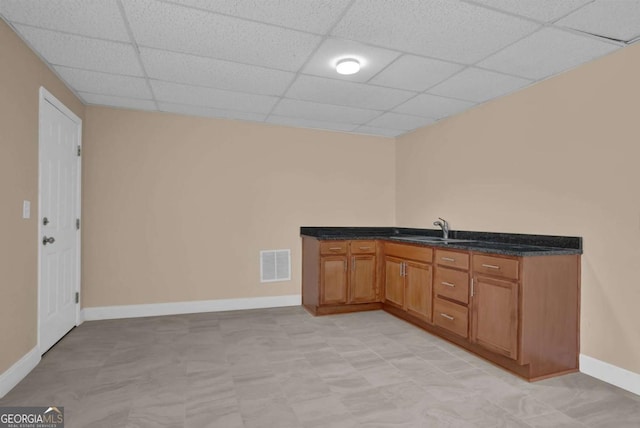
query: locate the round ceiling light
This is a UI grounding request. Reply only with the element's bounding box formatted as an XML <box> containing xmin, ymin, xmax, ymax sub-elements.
<box><xmin>336</xmin><ymin>58</ymin><xmax>361</xmax><ymax>75</ymax></box>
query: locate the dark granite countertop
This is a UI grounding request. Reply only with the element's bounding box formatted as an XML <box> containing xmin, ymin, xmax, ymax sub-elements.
<box><xmin>300</xmin><ymin>227</ymin><xmax>582</xmax><ymax>257</ymax></box>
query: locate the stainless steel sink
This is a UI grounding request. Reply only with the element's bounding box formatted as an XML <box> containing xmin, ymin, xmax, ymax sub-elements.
<box><xmin>393</xmin><ymin>236</ymin><xmax>475</xmax><ymax>243</ymax></box>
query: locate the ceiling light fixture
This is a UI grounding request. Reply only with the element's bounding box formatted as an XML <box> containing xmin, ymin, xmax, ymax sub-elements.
<box><xmin>336</xmin><ymin>58</ymin><xmax>360</xmax><ymax>75</ymax></box>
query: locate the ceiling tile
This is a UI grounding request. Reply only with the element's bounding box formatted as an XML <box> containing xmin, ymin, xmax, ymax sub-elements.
<box><xmin>151</xmin><ymin>81</ymin><xmax>279</xmax><ymax>114</ymax></box>
<box><xmin>0</xmin><ymin>0</ymin><xmax>130</xmax><ymax>41</ymax></box>
<box><xmin>369</xmin><ymin>54</ymin><xmax>464</xmax><ymax>91</ymax></box>
<box><xmin>140</xmin><ymin>48</ymin><xmax>294</xmax><ymax>96</ymax></box>
<box><xmin>80</xmin><ymin>93</ymin><xmax>157</xmax><ymax>110</ymax></box>
<box><xmin>556</xmin><ymin>0</ymin><xmax>640</xmax><ymax>42</ymax></box>
<box><xmin>166</xmin><ymin>0</ymin><xmax>352</xmax><ymax>34</ymax></box>
<box><xmin>332</xmin><ymin>0</ymin><xmax>539</xmax><ymax>64</ymax></box>
<box><xmin>272</xmin><ymin>99</ymin><xmax>381</xmax><ymax>124</ymax></box>
<box><xmin>13</xmin><ymin>25</ymin><xmax>143</xmax><ymax>76</ymax></box>
<box><xmin>158</xmin><ymin>102</ymin><xmax>267</xmax><ymax>122</ymax></box>
<box><xmin>366</xmin><ymin>112</ymin><xmax>435</xmax><ymax>131</ymax></box>
<box><xmin>428</xmin><ymin>68</ymin><xmax>531</xmax><ymax>103</ymax></box>
<box><xmin>54</xmin><ymin>66</ymin><xmax>152</xmax><ymax>99</ymax></box>
<box><xmin>393</xmin><ymin>94</ymin><xmax>475</xmax><ymax>119</ymax></box>
<box><xmin>354</xmin><ymin>126</ymin><xmax>404</xmax><ymax>138</ymax></box>
<box><xmin>469</xmin><ymin>0</ymin><xmax>591</xmax><ymax>23</ymax></box>
<box><xmin>266</xmin><ymin>116</ymin><xmax>358</xmax><ymax>133</ymax></box>
<box><xmin>478</xmin><ymin>27</ymin><xmax>619</xmax><ymax>80</ymax></box>
<box><xmin>302</xmin><ymin>38</ymin><xmax>401</xmax><ymax>83</ymax></box>
<box><xmin>287</xmin><ymin>75</ymin><xmax>415</xmax><ymax>110</ymax></box>
<box><xmin>123</xmin><ymin>0</ymin><xmax>321</xmax><ymax>71</ymax></box>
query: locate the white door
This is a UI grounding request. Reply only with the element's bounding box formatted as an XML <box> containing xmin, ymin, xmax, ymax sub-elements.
<box><xmin>39</xmin><ymin>88</ymin><xmax>81</xmax><ymax>354</ymax></box>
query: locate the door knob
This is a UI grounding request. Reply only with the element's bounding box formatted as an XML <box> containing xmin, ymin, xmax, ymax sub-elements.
<box><xmin>42</xmin><ymin>236</ymin><xmax>55</xmax><ymax>245</ymax></box>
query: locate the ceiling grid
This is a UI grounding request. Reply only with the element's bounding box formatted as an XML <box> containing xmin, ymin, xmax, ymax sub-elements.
<box><xmin>0</xmin><ymin>0</ymin><xmax>636</xmax><ymax>137</ymax></box>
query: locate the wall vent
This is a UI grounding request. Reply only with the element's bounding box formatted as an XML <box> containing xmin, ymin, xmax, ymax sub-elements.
<box><xmin>260</xmin><ymin>249</ymin><xmax>291</xmax><ymax>283</ymax></box>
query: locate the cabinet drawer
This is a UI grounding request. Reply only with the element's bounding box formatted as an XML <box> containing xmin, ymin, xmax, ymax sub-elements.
<box><xmin>435</xmin><ymin>249</ymin><xmax>469</xmax><ymax>270</ymax></box>
<box><xmin>473</xmin><ymin>254</ymin><xmax>519</xmax><ymax>280</ymax></box>
<box><xmin>350</xmin><ymin>240</ymin><xmax>376</xmax><ymax>254</ymax></box>
<box><xmin>320</xmin><ymin>241</ymin><xmax>348</xmax><ymax>255</ymax></box>
<box><xmin>384</xmin><ymin>242</ymin><xmax>432</xmax><ymax>263</ymax></box>
<box><xmin>434</xmin><ymin>267</ymin><xmax>469</xmax><ymax>304</ymax></box>
<box><xmin>434</xmin><ymin>298</ymin><xmax>468</xmax><ymax>338</ymax></box>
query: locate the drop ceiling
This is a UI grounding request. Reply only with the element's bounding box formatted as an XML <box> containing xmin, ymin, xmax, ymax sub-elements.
<box><xmin>1</xmin><ymin>0</ymin><xmax>638</xmax><ymax>138</ymax></box>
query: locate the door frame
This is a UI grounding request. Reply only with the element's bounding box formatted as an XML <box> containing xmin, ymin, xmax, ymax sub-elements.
<box><xmin>37</xmin><ymin>87</ymin><xmax>83</xmax><ymax>354</ymax></box>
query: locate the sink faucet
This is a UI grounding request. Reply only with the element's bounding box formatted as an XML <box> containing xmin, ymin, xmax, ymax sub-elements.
<box><xmin>433</xmin><ymin>217</ymin><xmax>449</xmax><ymax>239</ymax></box>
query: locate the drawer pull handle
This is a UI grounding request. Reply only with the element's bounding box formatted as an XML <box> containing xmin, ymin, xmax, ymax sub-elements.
<box><xmin>441</xmin><ymin>281</ymin><xmax>455</xmax><ymax>287</ymax></box>
<box><xmin>359</xmin><ymin>246</ymin><xmax>371</xmax><ymax>250</ymax></box>
<box><xmin>329</xmin><ymin>247</ymin><xmax>342</xmax><ymax>251</ymax></box>
<box><xmin>481</xmin><ymin>263</ymin><xmax>501</xmax><ymax>269</ymax></box>
<box><xmin>441</xmin><ymin>257</ymin><xmax>455</xmax><ymax>262</ymax></box>
<box><xmin>440</xmin><ymin>313</ymin><xmax>455</xmax><ymax>321</ymax></box>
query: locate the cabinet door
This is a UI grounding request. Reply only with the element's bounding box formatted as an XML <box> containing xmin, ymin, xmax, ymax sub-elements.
<box><xmin>320</xmin><ymin>256</ymin><xmax>348</xmax><ymax>305</ymax></box>
<box><xmin>384</xmin><ymin>257</ymin><xmax>404</xmax><ymax>308</ymax></box>
<box><xmin>471</xmin><ymin>275</ymin><xmax>519</xmax><ymax>360</ymax></box>
<box><xmin>350</xmin><ymin>255</ymin><xmax>377</xmax><ymax>303</ymax></box>
<box><xmin>405</xmin><ymin>261</ymin><xmax>433</xmax><ymax>322</ymax></box>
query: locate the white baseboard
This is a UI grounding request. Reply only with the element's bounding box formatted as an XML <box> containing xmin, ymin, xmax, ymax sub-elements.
<box><xmin>580</xmin><ymin>354</ymin><xmax>640</xmax><ymax>396</ymax></box>
<box><xmin>0</xmin><ymin>347</ymin><xmax>40</xmax><ymax>399</ymax></box>
<box><xmin>83</xmin><ymin>294</ymin><xmax>302</xmax><ymax>321</ymax></box>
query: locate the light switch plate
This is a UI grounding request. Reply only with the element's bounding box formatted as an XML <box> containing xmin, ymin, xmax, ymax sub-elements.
<box><xmin>22</xmin><ymin>200</ymin><xmax>30</xmax><ymax>219</ymax></box>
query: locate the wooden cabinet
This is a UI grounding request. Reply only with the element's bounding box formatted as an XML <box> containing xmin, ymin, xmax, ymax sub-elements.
<box><xmin>432</xmin><ymin>249</ymin><xmax>470</xmax><ymax>338</ymax></box>
<box><xmin>404</xmin><ymin>261</ymin><xmax>432</xmax><ymax>322</ymax></box>
<box><xmin>470</xmin><ymin>274</ymin><xmax>518</xmax><ymax>359</ymax></box>
<box><xmin>473</xmin><ymin>254</ymin><xmax>518</xmax><ymax>280</ymax></box>
<box><xmin>349</xmin><ymin>241</ymin><xmax>377</xmax><ymax>303</ymax></box>
<box><xmin>434</xmin><ymin>297</ymin><xmax>469</xmax><ymax>338</ymax></box>
<box><xmin>303</xmin><ymin>237</ymin><xmax>381</xmax><ymax>315</ymax></box>
<box><xmin>383</xmin><ymin>248</ymin><xmax>580</xmax><ymax>381</ymax></box>
<box><xmin>303</xmin><ymin>235</ymin><xmax>580</xmax><ymax>381</ymax></box>
<box><xmin>434</xmin><ymin>266</ymin><xmax>469</xmax><ymax>304</ymax></box>
<box><xmin>384</xmin><ymin>243</ymin><xmax>433</xmax><ymax>323</ymax></box>
<box><xmin>384</xmin><ymin>257</ymin><xmax>404</xmax><ymax>307</ymax></box>
<box><xmin>320</xmin><ymin>256</ymin><xmax>348</xmax><ymax>305</ymax></box>
<box><xmin>469</xmin><ymin>254</ymin><xmax>519</xmax><ymax>359</ymax></box>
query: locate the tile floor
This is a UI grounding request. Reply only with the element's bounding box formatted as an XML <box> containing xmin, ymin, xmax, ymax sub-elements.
<box><xmin>1</xmin><ymin>307</ymin><xmax>639</xmax><ymax>427</ymax></box>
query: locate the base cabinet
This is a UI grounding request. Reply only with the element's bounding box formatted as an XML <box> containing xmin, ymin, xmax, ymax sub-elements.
<box><xmin>303</xmin><ymin>237</ymin><xmax>381</xmax><ymax>315</ymax></box>
<box><xmin>383</xmin><ymin>247</ymin><xmax>580</xmax><ymax>381</ymax></box>
<box><xmin>303</xmin><ymin>236</ymin><xmax>581</xmax><ymax>381</ymax></box>
<box><xmin>350</xmin><ymin>254</ymin><xmax>377</xmax><ymax>303</ymax></box>
<box><xmin>384</xmin><ymin>257</ymin><xmax>404</xmax><ymax>307</ymax></box>
<box><xmin>320</xmin><ymin>256</ymin><xmax>348</xmax><ymax>305</ymax></box>
<box><xmin>404</xmin><ymin>261</ymin><xmax>432</xmax><ymax>322</ymax></box>
<box><xmin>383</xmin><ymin>243</ymin><xmax>433</xmax><ymax>323</ymax></box>
<box><xmin>433</xmin><ymin>249</ymin><xmax>470</xmax><ymax>338</ymax></box>
<box><xmin>470</xmin><ymin>275</ymin><xmax>518</xmax><ymax>359</ymax></box>
<box><xmin>433</xmin><ymin>297</ymin><xmax>468</xmax><ymax>338</ymax></box>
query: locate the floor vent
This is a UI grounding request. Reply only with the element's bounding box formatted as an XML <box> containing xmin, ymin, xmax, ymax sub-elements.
<box><xmin>260</xmin><ymin>249</ymin><xmax>291</xmax><ymax>283</ymax></box>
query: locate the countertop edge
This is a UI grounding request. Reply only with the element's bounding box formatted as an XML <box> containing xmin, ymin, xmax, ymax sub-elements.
<box><xmin>300</xmin><ymin>232</ymin><xmax>583</xmax><ymax>257</ymax></box>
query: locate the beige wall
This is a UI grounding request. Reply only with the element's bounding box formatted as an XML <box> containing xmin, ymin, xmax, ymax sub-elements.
<box><xmin>82</xmin><ymin>107</ymin><xmax>395</xmax><ymax>307</ymax></box>
<box><xmin>0</xmin><ymin>20</ymin><xmax>84</xmax><ymax>373</ymax></box>
<box><xmin>396</xmin><ymin>43</ymin><xmax>640</xmax><ymax>374</ymax></box>
<box><xmin>3</xmin><ymin>7</ymin><xmax>638</xmax><ymax>384</ymax></box>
